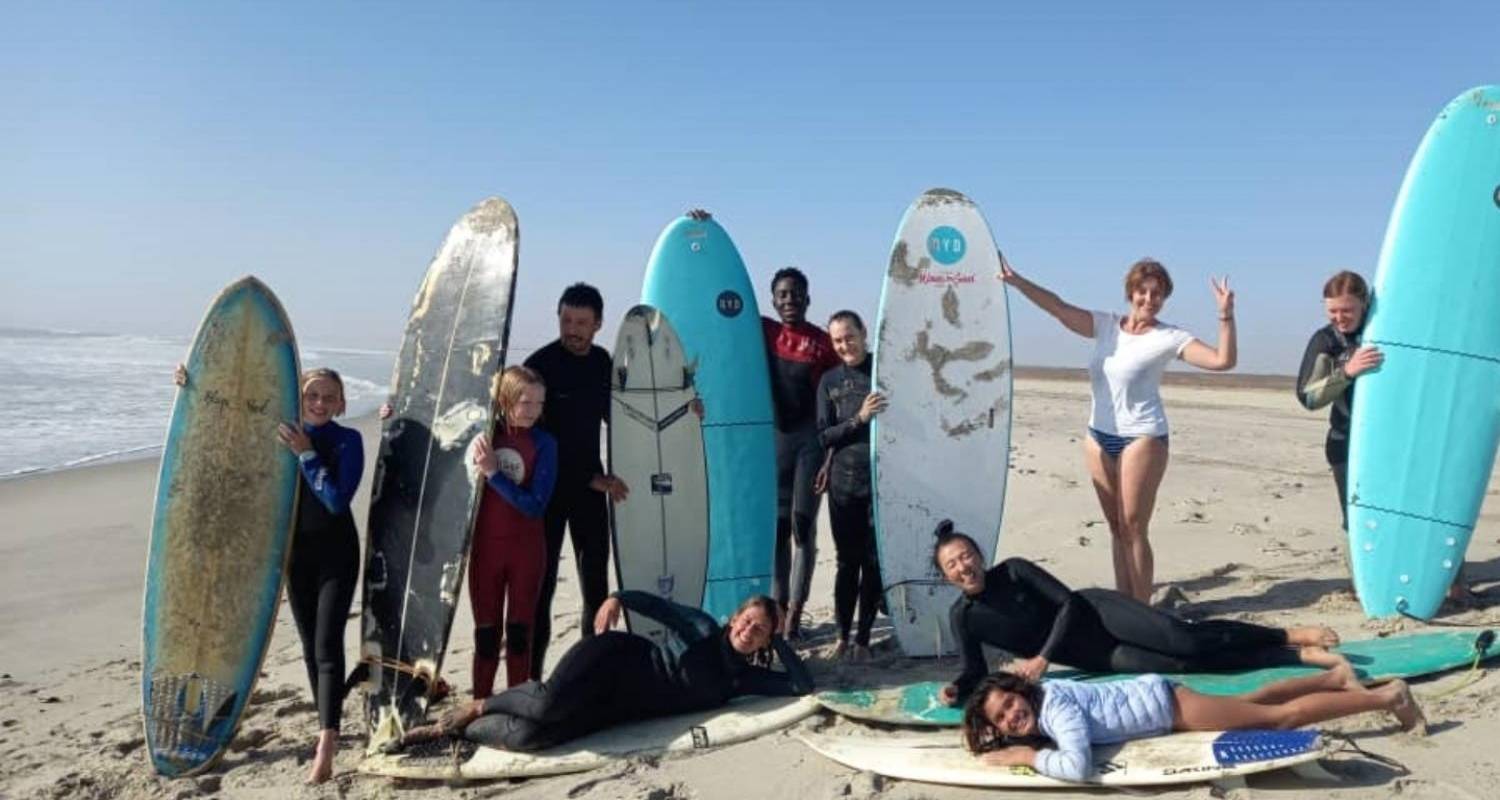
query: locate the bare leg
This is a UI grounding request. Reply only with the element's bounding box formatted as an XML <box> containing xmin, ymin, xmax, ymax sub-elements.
<box><xmin>1286</xmin><ymin>626</ymin><xmax>1341</xmax><ymax>648</ymax></box>
<box><xmin>307</xmin><ymin>728</ymin><xmax>337</xmax><ymax>785</ymax></box>
<box><xmin>1117</xmin><ymin>437</ymin><xmax>1169</xmax><ymax>603</ymax></box>
<box><xmin>1243</xmin><ymin>661</ymin><xmax>1355</xmax><ymax>703</ymax></box>
<box><xmin>1173</xmin><ymin>679</ymin><xmax>1425</xmax><ymax>734</ymax></box>
<box><xmin>1083</xmin><ymin>438</ymin><xmax>1128</xmax><ymax>597</ymax></box>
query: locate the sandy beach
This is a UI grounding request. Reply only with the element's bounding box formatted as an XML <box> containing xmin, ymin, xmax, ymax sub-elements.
<box><xmin>3</xmin><ymin>375</ymin><xmax>1498</xmax><ymax>800</ymax></box>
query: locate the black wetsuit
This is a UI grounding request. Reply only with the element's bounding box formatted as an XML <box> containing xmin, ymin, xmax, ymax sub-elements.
<box><xmin>948</xmin><ymin>558</ymin><xmax>1294</xmax><ymax>701</ymax></box>
<box><xmin>524</xmin><ymin>341</ymin><xmax>614</xmax><ymax>676</ymax></box>
<box><xmin>287</xmin><ymin>420</ymin><xmax>363</xmax><ymax>731</ymax></box>
<box><xmin>463</xmin><ymin>591</ymin><xmax>814</xmax><ymax>751</ymax></box>
<box><xmin>816</xmin><ymin>356</ymin><xmax>882</xmax><ymax>646</ymax></box>
<box><xmin>1295</xmin><ymin>323</ymin><xmax>1363</xmax><ymax>530</ymax></box>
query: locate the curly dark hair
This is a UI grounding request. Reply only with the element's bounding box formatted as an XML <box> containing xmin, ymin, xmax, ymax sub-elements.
<box><xmin>961</xmin><ymin>672</ymin><xmax>1051</xmax><ymax>754</ymax></box>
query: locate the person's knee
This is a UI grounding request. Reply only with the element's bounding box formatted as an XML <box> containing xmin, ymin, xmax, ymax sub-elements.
<box><xmin>475</xmin><ymin>626</ymin><xmax>501</xmax><ymax>660</ymax></box>
<box><xmin>505</xmin><ymin>622</ymin><xmax>531</xmax><ymax>656</ymax></box>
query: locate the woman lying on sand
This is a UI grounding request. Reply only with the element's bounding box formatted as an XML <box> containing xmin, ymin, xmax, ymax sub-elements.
<box><xmin>392</xmin><ymin>592</ymin><xmax>813</xmax><ymax>752</ymax></box>
<box><xmin>960</xmin><ymin>665</ymin><xmax>1424</xmax><ymax>782</ymax></box>
<box><xmin>931</xmin><ymin>521</ymin><xmax>1349</xmax><ymax>706</ymax></box>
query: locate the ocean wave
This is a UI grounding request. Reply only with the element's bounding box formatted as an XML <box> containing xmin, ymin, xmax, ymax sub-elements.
<box><xmin>1</xmin><ymin>444</ymin><xmax>163</xmax><ymax>480</ymax></box>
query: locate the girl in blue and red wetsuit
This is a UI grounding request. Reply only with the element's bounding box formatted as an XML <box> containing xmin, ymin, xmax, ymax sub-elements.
<box><xmin>466</xmin><ymin>365</ymin><xmax>558</xmax><ymax>698</ymax></box>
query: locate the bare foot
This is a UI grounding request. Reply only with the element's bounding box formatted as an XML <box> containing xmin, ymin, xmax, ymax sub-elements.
<box><xmin>1288</xmin><ymin>626</ymin><xmax>1340</xmax><ymax>648</ymax></box>
<box><xmin>1384</xmin><ymin>680</ymin><xmax>1428</xmax><ymax>735</ymax></box>
<box><xmin>1326</xmin><ymin>659</ymin><xmax>1366</xmax><ymax>693</ymax></box>
<box><xmin>1298</xmin><ymin>645</ymin><xmax>1357</xmax><ymax>679</ymax></box>
<box><xmin>306</xmin><ymin>729</ymin><xmax>337</xmax><ymax>785</ymax></box>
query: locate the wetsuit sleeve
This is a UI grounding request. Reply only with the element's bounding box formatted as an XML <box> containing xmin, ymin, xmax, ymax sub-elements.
<box><xmin>484</xmin><ymin>433</ymin><xmax>558</xmax><ymax>518</ymax></box>
<box><xmin>614</xmin><ymin>590</ymin><xmax>718</xmax><ymax>642</ymax></box>
<box><xmin>1295</xmin><ymin>331</ymin><xmax>1351</xmax><ymax>411</ymax></box>
<box><xmin>1003</xmin><ymin>558</ymin><xmax>1083</xmax><ymax>662</ymax></box>
<box><xmin>298</xmin><ymin>429</ymin><xmax>364</xmax><ymax>515</ymax></box>
<box><xmin>951</xmin><ymin>600</ymin><xmax>988</xmax><ymax>702</ymax></box>
<box><xmin>735</xmin><ymin>638</ymin><xmax>816</xmax><ymax>697</ymax></box>
<box><xmin>1033</xmin><ymin>693</ymin><xmax>1092</xmax><ymax>782</ymax></box>
<box><xmin>817</xmin><ymin>371</ymin><xmax>862</xmax><ymax>449</ymax></box>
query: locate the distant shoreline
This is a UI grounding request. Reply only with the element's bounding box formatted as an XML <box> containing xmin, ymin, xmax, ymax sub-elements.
<box><xmin>1015</xmin><ymin>365</ymin><xmax>1294</xmax><ymax>392</ymax></box>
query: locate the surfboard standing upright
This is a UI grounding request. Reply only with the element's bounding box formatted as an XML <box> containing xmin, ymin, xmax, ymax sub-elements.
<box><xmin>141</xmin><ymin>276</ymin><xmax>301</xmax><ymax>777</ymax></box>
<box><xmin>873</xmin><ymin>189</ymin><xmax>1012</xmax><ymax>657</ymax></box>
<box><xmin>609</xmin><ymin>305</ymin><xmax>710</xmax><ymax>645</ymax></box>
<box><xmin>1347</xmin><ymin>86</ymin><xmax>1500</xmax><ymax>619</ymax></box>
<box><xmin>641</xmin><ymin>212</ymin><xmax>775</xmax><ymax>621</ymax></box>
<box><xmin>361</xmin><ymin>197</ymin><xmax>519</xmax><ymax>743</ymax></box>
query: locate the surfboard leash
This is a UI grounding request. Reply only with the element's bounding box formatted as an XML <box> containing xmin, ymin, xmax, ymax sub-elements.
<box><xmin>1415</xmin><ymin>629</ymin><xmax>1495</xmax><ymax>701</ymax></box>
<box><xmin>1320</xmin><ymin>731</ymin><xmax>1409</xmax><ymax>776</ymax></box>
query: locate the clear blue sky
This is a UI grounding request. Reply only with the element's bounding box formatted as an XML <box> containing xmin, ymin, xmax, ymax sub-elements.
<box><xmin>3</xmin><ymin>2</ymin><xmax>1494</xmax><ymax>372</ymax></box>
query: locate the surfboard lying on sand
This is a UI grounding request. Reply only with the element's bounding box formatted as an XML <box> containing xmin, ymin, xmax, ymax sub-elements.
<box><xmin>817</xmin><ymin>629</ymin><xmax>1495</xmax><ymax>727</ymax></box>
<box><xmin>800</xmin><ymin>729</ymin><xmax>1328</xmax><ymax>788</ymax></box>
<box><xmin>872</xmin><ymin>188</ymin><xmax>1012</xmax><ymax>657</ymax></box>
<box><xmin>359</xmin><ymin>695</ymin><xmax>819</xmax><ymax>780</ymax></box>
<box><xmin>609</xmin><ymin>305</ymin><xmax>710</xmax><ymax>647</ymax></box>
<box><xmin>141</xmin><ymin>276</ymin><xmax>301</xmax><ymax>777</ymax></box>
<box><xmin>361</xmin><ymin>197</ymin><xmax>519</xmax><ymax>746</ymax></box>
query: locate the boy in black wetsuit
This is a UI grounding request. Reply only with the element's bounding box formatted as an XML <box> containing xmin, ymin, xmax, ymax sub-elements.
<box><xmin>524</xmin><ymin>283</ymin><xmax>630</xmax><ymax>677</ymax></box>
<box><xmin>761</xmin><ymin>267</ymin><xmax>840</xmax><ymax>638</ymax></box>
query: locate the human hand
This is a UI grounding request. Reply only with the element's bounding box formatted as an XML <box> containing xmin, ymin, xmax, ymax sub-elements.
<box><xmin>590</xmin><ymin>474</ymin><xmax>630</xmax><ymax>503</ymax></box>
<box><xmin>979</xmin><ymin>745</ymin><xmax>1037</xmax><ymax>768</ymax></box>
<box><xmin>173</xmin><ymin>364</ymin><xmax>188</xmax><ymax>387</ymax></box>
<box><xmin>939</xmin><ymin>684</ymin><xmax>959</xmax><ymax>706</ymax></box>
<box><xmin>686</xmin><ymin>209</ymin><xmax>712</xmax><ymax>221</ymax></box>
<box><xmin>689</xmin><ymin>398</ymin><xmax>705</xmax><ymax>419</ymax></box>
<box><xmin>857</xmin><ymin>392</ymin><xmax>888</xmax><ymax>423</ymax></box>
<box><xmin>277</xmin><ymin>422</ymin><xmax>312</xmax><ymax>456</ymax></box>
<box><xmin>813</xmin><ymin>465</ymin><xmax>828</xmax><ymax>496</ymax></box>
<box><xmin>996</xmin><ymin>251</ymin><xmax>1020</xmax><ymax>285</ymax></box>
<box><xmin>1343</xmin><ymin>345</ymin><xmax>1383</xmax><ymax>378</ymax></box>
<box><xmin>469</xmin><ymin>436</ymin><xmax>499</xmax><ymax>478</ymax></box>
<box><xmin>594</xmin><ymin>596</ymin><xmax>623</xmax><ymax>634</ymax></box>
<box><xmin>1211</xmin><ymin>276</ymin><xmax>1234</xmax><ymax>319</ymax></box>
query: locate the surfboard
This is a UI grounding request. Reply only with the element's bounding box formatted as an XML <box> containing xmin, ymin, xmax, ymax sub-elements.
<box><xmin>1347</xmin><ymin>86</ymin><xmax>1500</xmax><ymax>619</ymax></box>
<box><xmin>641</xmin><ymin>212</ymin><xmax>775</xmax><ymax>621</ymax></box>
<box><xmin>358</xmin><ymin>695</ymin><xmax>819</xmax><ymax>780</ymax></box>
<box><xmin>361</xmin><ymin>197</ymin><xmax>520</xmax><ymax>746</ymax></box>
<box><xmin>817</xmin><ymin>629</ymin><xmax>1496</xmax><ymax>727</ymax></box>
<box><xmin>609</xmin><ymin>305</ymin><xmax>710</xmax><ymax>646</ymax></box>
<box><xmin>141</xmin><ymin>276</ymin><xmax>301</xmax><ymax>777</ymax></box>
<box><xmin>872</xmin><ymin>189</ymin><xmax>1012</xmax><ymax>657</ymax></box>
<box><xmin>800</xmin><ymin>729</ymin><xmax>1328</xmax><ymax>788</ymax></box>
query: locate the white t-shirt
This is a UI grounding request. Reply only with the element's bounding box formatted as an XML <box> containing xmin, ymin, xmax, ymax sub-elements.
<box><xmin>1087</xmin><ymin>311</ymin><xmax>1196</xmax><ymax>437</ymax></box>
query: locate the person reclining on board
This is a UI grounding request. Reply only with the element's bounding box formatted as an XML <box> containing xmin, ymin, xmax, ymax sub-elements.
<box><xmin>391</xmin><ymin>591</ymin><xmax>813</xmax><ymax>752</ymax></box>
<box><xmin>960</xmin><ymin>665</ymin><xmax>1424</xmax><ymax>782</ymax></box>
<box><xmin>930</xmin><ymin>521</ymin><xmax>1350</xmax><ymax>707</ymax></box>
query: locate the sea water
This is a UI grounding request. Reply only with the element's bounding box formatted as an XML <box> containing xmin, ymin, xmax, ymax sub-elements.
<box><xmin>0</xmin><ymin>328</ymin><xmax>395</xmax><ymax>478</ymax></box>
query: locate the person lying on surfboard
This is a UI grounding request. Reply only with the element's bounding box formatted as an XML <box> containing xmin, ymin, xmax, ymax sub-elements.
<box><xmin>175</xmin><ymin>364</ymin><xmax>364</xmax><ymax>784</ymax></box>
<box><xmin>959</xmin><ymin>665</ymin><xmax>1425</xmax><ymax>782</ymax></box>
<box><xmin>930</xmin><ymin>521</ymin><xmax>1349</xmax><ymax>707</ymax></box>
<box><xmin>388</xmin><ymin>592</ymin><xmax>813</xmax><ymax>753</ymax></box>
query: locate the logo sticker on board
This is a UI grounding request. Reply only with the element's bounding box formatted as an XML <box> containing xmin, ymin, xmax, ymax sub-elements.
<box><xmin>716</xmin><ymin>290</ymin><xmax>744</xmax><ymax>318</ymax></box>
<box><xmin>927</xmin><ymin>226</ymin><xmax>967</xmax><ymax>265</ymax></box>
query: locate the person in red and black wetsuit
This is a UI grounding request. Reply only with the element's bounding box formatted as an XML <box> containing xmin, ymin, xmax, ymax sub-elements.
<box><xmin>762</xmin><ymin>267</ymin><xmax>841</xmax><ymax>638</ymax></box>
<box><xmin>524</xmin><ymin>283</ymin><xmax>629</xmax><ymax>677</ymax></box>
<box><xmin>466</xmin><ymin>365</ymin><xmax>558</xmax><ymax>697</ymax></box>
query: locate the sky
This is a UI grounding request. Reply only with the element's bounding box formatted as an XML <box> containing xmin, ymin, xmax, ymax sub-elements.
<box><xmin>3</xmin><ymin>2</ymin><xmax>1495</xmax><ymax>372</ymax></box>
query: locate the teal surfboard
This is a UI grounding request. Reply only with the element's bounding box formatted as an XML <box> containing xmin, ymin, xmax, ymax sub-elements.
<box><xmin>142</xmin><ymin>277</ymin><xmax>301</xmax><ymax>776</ymax></box>
<box><xmin>641</xmin><ymin>212</ymin><xmax>775</xmax><ymax>621</ymax></box>
<box><xmin>1348</xmin><ymin>86</ymin><xmax>1500</xmax><ymax>619</ymax></box>
<box><xmin>816</xmin><ymin>630</ymin><xmax>1495</xmax><ymax>726</ymax></box>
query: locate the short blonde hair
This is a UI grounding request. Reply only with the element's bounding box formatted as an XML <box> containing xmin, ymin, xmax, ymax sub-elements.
<box><xmin>1124</xmin><ymin>258</ymin><xmax>1173</xmax><ymax>301</ymax></box>
<box><xmin>492</xmin><ymin>365</ymin><xmax>545</xmax><ymax>420</ymax></box>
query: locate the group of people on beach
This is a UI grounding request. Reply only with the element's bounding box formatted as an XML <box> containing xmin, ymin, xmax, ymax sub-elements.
<box><xmin>181</xmin><ymin>248</ymin><xmax>1434</xmax><ymax>785</ymax></box>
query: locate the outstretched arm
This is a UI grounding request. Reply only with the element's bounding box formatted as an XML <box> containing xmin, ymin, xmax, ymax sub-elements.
<box><xmin>998</xmin><ymin>255</ymin><xmax>1094</xmax><ymax>338</ymax></box>
<box><xmin>1180</xmin><ymin>277</ymin><xmax>1237</xmax><ymax>371</ymax></box>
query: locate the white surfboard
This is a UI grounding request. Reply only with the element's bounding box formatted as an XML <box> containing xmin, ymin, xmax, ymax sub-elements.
<box><xmin>872</xmin><ymin>188</ymin><xmax>1012</xmax><ymax>657</ymax></box>
<box><xmin>608</xmin><ymin>305</ymin><xmax>710</xmax><ymax>645</ymax></box>
<box><xmin>800</xmin><ymin>729</ymin><xmax>1328</xmax><ymax>788</ymax></box>
<box><xmin>360</xmin><ymin>695</ymin><xmax>819</xmax><ymax>780</ymax></box>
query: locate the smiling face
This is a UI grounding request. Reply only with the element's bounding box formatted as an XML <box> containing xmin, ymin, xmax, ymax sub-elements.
<box><xmin>727</xmin><ymin>603</ymin><xmax>775</xmax><ymax>654</ymax></box>
<box><xmin>1128</xmin><ymin>276</ymin><xmax>1168</xmax><ymax>323</ymax></box>
<box><xmin>1324</xmin><ymin>293</ymin><xmax>1366</xmax><ymax>334</ymax></box>
<box><xmin>301</xmin><ymin>376</ymin><xmax>345</xmax><ymax>425</ymax></box>
<box><xmin>982</xmin><ymin>688</ymin><xmax>1039</xmax><ymax>738</ymax></box>
<box><xmin>937</xmin><ymin>538</ymin><xmax>986</xmax><ymax>595</ymax></box>
<box><xmin>829</xmin><ymin>318</ymin><xmax>868</xmax><ymax>366</ymax></box>
<box><xmin>558</xmin><ymin>304</ymin><xmax>602</xmax><ymax>356</ymax></box>
<box><xmin>772</xmin><ymin>276</ymin><xmax>809</xmax><ymax>325</ymax></box>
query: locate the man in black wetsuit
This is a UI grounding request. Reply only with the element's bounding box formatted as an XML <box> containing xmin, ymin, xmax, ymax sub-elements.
<box><xmin>524</xmin><ymin>283</ymin><xmax>630</xmax><ymax>677</ymax></box>
<box><xmin>761</xmin><ymin>267</ymin><xmax>841</xmax><ymax>638</ymax></box>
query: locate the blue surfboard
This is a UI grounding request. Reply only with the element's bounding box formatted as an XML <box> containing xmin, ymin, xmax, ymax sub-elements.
<box><xmin>142</xmin><ymin>276</ymin><xmax>301</xmax><ymax>776</ymax></box>
<box><xmin>641</xmin><ymin>212</ymin><xmax>775</xmax><ymax>621</ymax></box>
<box><xmin>1348</xmin><ymin>86</ymin><xmax>1500</xmax><ymax>619</ymax></box>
